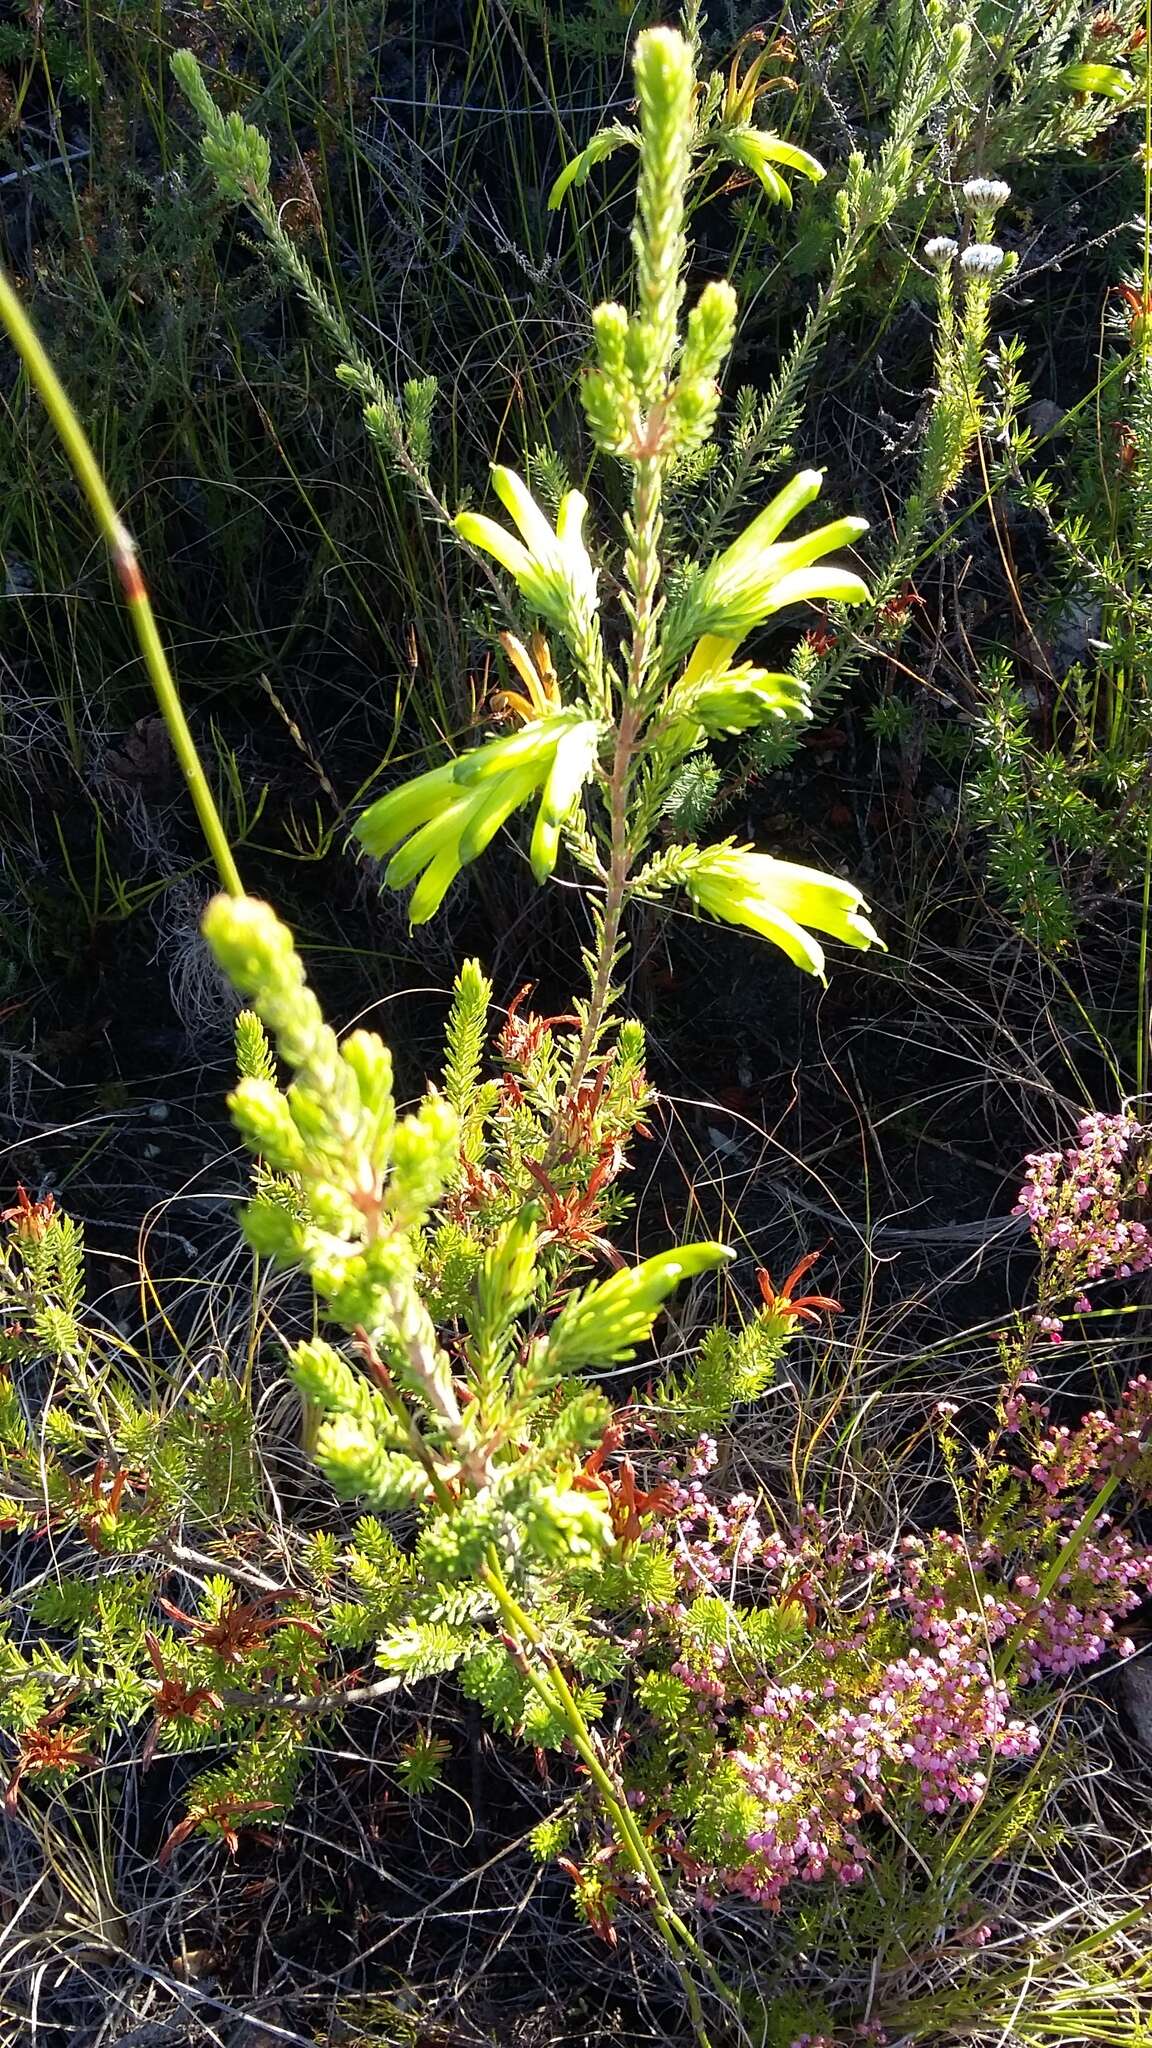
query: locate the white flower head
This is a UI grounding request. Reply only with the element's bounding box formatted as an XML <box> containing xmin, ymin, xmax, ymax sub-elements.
<box><xmin>960</xmin><ymin>242</ymin><xmax>1006</xmax><ymax>277</ymax></box>
<box><xmin>923</xmin><ymin>236</ymin><xmax>959</xmax><ymax>267</ymax></box>
<box><xmin>962</xmin><ymin>178</ymin><xmax>1011</xmax><ymax>212</ymax></box>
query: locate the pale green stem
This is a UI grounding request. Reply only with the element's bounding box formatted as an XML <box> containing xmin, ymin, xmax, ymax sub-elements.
<box><xmin>479</xmin><ymin>1552</ymin><xmax>735</xmax><ymax>2043</ymax></box>
<box><xmin>553</xmin><ymin>414</ymin><xmax>669</xmax><ymax>1134</ymax></box>
<box><xmin>0</xmin><ymin>264</ymin><xmax>242</xmax><ymax>896</ymax></box>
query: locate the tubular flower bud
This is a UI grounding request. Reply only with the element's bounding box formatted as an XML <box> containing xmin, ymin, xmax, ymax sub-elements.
<box><xmin>668</xmin><ymin>635</ymin><xmax>811</xmax><ymax>742</ymax></box>
<box><xmin>687</xmin><ymin>670</ymin><xmax>811</xmax><ymax>735</ymax></box>
<box><xmin>1059</xmin><ymin>61</ymin><xmax>1134</xmax><ymax>99</ymax></box>
<box><xmin>680</xmin><ymin>844</ymin><xmax>883</xmax><ymax>977</ymax></box>
<box><xmin>546</xmin><ymin>1243</ymin><xmax>733</xmax><ymax>1369</ymax></box>
<box><xmin>352</xmin><ymin>761</ymin><xmax>462</xmax><ymax>862</ymax></box>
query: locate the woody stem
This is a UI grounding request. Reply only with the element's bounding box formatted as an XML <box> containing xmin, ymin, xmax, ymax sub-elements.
<box><xmin>549</xmin><ymin>705</ymin><xmax>638</xmax><ymax>1156</ymax></box>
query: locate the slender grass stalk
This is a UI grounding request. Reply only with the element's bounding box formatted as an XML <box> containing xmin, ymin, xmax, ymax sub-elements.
<box><xmin>0</xmin><ymin>262</ymin><xmax>242</xmax><ymax>897</ymax></box>
<box><xmin>479</xmin><ymin>1550</ymin><xmax>736</xmax><ymax>2046</ymax></box>
<box><xmin>1137</xmin><ymin>0</ymin><xmax>1152</xmax><ymax>1099</ymax></box>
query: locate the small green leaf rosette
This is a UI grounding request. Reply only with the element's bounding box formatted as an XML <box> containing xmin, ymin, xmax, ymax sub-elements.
<box><xmin>679</xmin><ymin>844</ymin><xmax>884</xmax><ymax>978</ymax></box>
<box><xmin>355</xmin><ymin>711</ymin><xmax>603</xmax><ymax>920</ymax></box>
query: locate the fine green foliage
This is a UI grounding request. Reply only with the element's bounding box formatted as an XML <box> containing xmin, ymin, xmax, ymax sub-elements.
<box><xmin>202</xmin><ymin>890</ymin><xmax>729</xmax><ymax>1557</ymax></box>
<box><xmin>965</xmin><ymin>336</ymin><xmax>1152</xmax><ymax>952</ymax></box>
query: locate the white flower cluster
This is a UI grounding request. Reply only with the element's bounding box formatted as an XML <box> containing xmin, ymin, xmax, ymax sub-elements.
<box><xmin>960</xmin><ymin>242</ymin><xmax>1006</xmax><ymax>277</ymax></box>
<box><xmin>961</xmin><ymin>177</ymin><xmax>1012</xmax><ymax>211</ymax></box>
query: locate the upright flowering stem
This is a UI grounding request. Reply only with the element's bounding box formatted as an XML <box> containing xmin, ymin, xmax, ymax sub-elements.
<box><xmin>554</xmin><ymin>707</ymin><xmax>639</xmax><ymax>1133</ymax></box>
<box><xmin>625</xmin><ymin>448</ymin><xmax>667</xmax><ymax>708</ymax></box>
<box><xmin>555</xmin><ymin>31</ymin><xmax>695</xmax><ymax>1129</ymax></box>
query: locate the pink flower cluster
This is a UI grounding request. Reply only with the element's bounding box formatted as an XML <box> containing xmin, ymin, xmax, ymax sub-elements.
<box><xmin>642</xmin><ymin>1385</ymin><xmax>1152</xmax><ymax>1910</ymax></box>
<box><xmin>1011</xmin><ymin>1374</ymin><xmax>1152</xmax><ymax>1498</ymax></box>
<box><xmin>901</xmin><ymin>1525</ymin><xmax>1150</xmax><ymax>1684</ymax></box>
<box><xmin>1013</xmin><ymin>1110</ymin><xmax>1152</xmax><ymax>1339</ymax></box>
<box><xmin>731</xmin><ymin>1627</ymin><xmax>1038</xmax><ymax>1906</ymax></box>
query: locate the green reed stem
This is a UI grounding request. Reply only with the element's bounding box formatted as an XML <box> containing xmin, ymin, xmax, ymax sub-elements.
<box><xmin>0</xmin><ymin>262</ymin><xmax>242</xmax><ymax>897</ymax></box>
<box><xmin>479</xmin><ymin>1552</ymin><xmax>736</xmax><ymax>2046</ymax></box>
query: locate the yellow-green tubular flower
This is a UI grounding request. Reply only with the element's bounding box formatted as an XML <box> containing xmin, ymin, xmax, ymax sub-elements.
<box><xmin>356</xmin><ymin>713</ymin><xmax>601</xmax><ymax>922</ymax></box>
<box><xmin>681</xmin><ymin>845</ymin><xmax>883</xmax><ymax>977</ymax></box>
<box><xmin>450</xmin><ymin>719</ymin><xmax>574</xmax><ymax>786</ymax></box>
<box><xmin>354</xmin><ymin>760</ymin><xmax>462</xmax><ymax>861</ymax></box>
<box><xmin>546</xmin><ymin>123</ymin><xmax>639</xmax><ymax>211</ymax></box>
<box><xmin>382</xmin><ymin>795</ymin><xmax>475</xmax><ymax>890</ymax></box>
<box><xmin>679</xmin><ymin>631</ymin><xmax>740</xmax><ymax>692</ymax></box>
<box><xmin>453</xmin><ymin>466</ymin><xmax>599</xmax><ymax>648</ymax></box>
<box><xmin>667</xmin><ymin>469</ymin><xmax>868</xmax><ymax>661</ymax></box>
<box><xmin>670</xmin><ymin>633</ymin><xmax>810</xmax><ymax>737</ymax></box>
<box><xmin>456</xmin><ymin>765</ymin><xmax>544</xmax><ymax>865</ymax></box>
<box><xmin>718</xmin><ymin>129</ymin><xmax>823</xmax><ymax>208</ymax></box>
<box><xmin>530</xmin><ymin>717</ymin><xmax>601</xmax><ymax>882</ymax></box>
<box><xmin>546</xmin><ymin>1243</ymin><xmax>733</xmax><ymax>1370</ymax></box>
<box><xmin>406</xmin><ymin>847</ymin><xmax>462</xmax><ymax>926</ymax></box>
